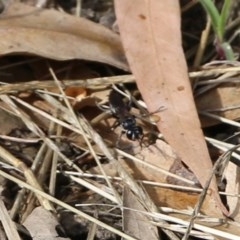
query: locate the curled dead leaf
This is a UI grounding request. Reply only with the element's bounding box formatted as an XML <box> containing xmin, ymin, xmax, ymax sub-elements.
<box><xmin>0</xmin><ymin>2</ymin><xmax>129</xmax><ymax>71</ymax></box>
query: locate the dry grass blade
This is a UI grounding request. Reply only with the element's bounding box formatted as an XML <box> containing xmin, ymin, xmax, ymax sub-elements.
<box><xmin>0</xmin><ymin>198</ymin><xmax>21</xmax><ymax>240</ymax></box>
<box><xmin>70</xmin><ymin>175</ymin><xmax>119</xmax><ymax>204</ymax></box>
<box><xmin>193</xmin><ymin>16</ymin><xmax>212</xmax><ymax>68</ymax></box>
<box><xmin>86</xmin><ymin>211</ymin><xmax>98</xmax><ymax>240</ymax></box>
<box><xmin>0</xmin><ymin>170</ymin><xmax>138</xmax><ymax>240</ymax></box>
<box><xmin>0</xmin><ymin>144</ymin><xmax>53</xmax><ymax>211</ymax></box>
<box><xmin>123</xmin><ymin>186</ymin><xmax>159</xmax><ymax>239</ymax></box>
<box><xmin>0</xmin><ymin>75</ymin><xmax>135</xmax><ymax>94</ymax></box>
<box><xmin>10</xmin><ymin>95</ymin><xmax>84</xmax><ymax>135</ymax></box>
<box><xmin>150</xmin><ymin>212</ymin><xmax>239</xmax><ymax>240</ymax></box>
<box><xmin>49</xmin><ymin>122</ymin><xmax>62</xmax><ymax>196</ymax></box>
<box><xmin>182</xmin><ymin>145</ymin><xmax>239</xmax><ymax>240</ymax></box>
<box><xmin>60</xmin><ymin>171</ymin><xmax>240</xmax><ymax>201</ymax></box>
<box><xmin>7</xmin><ymin>92</ymin><xmax>122</xmax><ymax>205</ymax></box>
<box><xmin>182</xmin><ymin>157</ymin><xmax>227</xmax><ymax>240</ymax></box>
<box><xmin>0</xmin><ymin>94</ymin><xmax>83</xmax><ymax>172</ymax></box>
<box><xmin>117</xmin><ymin>149</ymin><xmax>197</xmax><ymax>186</ymax></box>
<box><xmin>194</xmin><ymin>71</ymin><xmax>239</xmax><ymax>98</ymax></box>
<box><xmin>200</xmin><ymin>111</ymin><xmax>240</xmax><ymax>128</ymax></box>
<box><xmin>81</xmin><ymin>115</ymin><xmax>157</xmax><ymax>211</ymax></box>
<box><xmin>78</xmin><ymin>116</ymin><xmax>179</xmax><ymax>240</ymax></box>
<box><xmin>49</xmin><ymin>66</ymin><xmax>122</xmax><ymax>204</ymax></box>
<box><xmin>198</xmin><ymin>64</ymin><xmax>240</xmax><ymax>73</ymax></box>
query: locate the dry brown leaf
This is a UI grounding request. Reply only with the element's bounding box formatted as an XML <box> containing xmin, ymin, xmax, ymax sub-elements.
<box><xmin>90</xmin><ymin>155</ymin><xmax>240</xmax><ymax>237</ymax></box>
<box><xmin>0</xmin><ymin>2</ymin><xmax>128</xmax><ymax>71</ymax></box>
<box><xmin>196</xmin><ymin>82</ymin><xmax>240</xmax><ymax>127</ymax></box>
<box><xmin>123</xmin><ymin>186</ymin><xmax>159</xmax><ymax>240</ymax></box>
<box><xmin>90</xmin><ymin>139</ymin><xmax>225</xmax><ymax>216</ymax></box>
<box><xmin>121</xmin><ymin>140</ymin><xmax>223</xmax><ymax>216</ymax></box>
<box><xmin>23</xmin><ymin>206</ymin><xmax>68</xmax><ymax>240</ymax></box>
<box><xmin>224</xmin><ymin>162</ymin><xmax>240</xmax><ymax>220</ymax></box>
<box><xmin>114</xmin><ymin>0</ymin><xmax>228</xmax><ymax>216</ymax></box>
<box><xmin>0</xmin><ymin>198</ymin><xmax>21</xmax><ymax>240</ymax></box>
<box><xmin>0</xmin><ymin>108</ymin><xmax>25</xmax><ymax>134</ymax></box>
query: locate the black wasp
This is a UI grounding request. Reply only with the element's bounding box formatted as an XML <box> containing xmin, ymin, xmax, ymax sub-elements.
<box><xmin>108</xmin><ymin>87</ymin><xmax>143</xmax><ymax>141</ymax></box>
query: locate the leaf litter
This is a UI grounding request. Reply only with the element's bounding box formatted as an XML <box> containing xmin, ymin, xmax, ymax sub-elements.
<box><xmin>0</xmin><ymin>1</ymin><xmax>240</xmax><ymax>240</ymax></box>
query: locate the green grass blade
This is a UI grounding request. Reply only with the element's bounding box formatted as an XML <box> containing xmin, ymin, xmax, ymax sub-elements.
<box><xmin>199</xmin><ymin>0</ymin><xmax>220</xmax><ymax>38</ymax></box>
<box><xmin>219</xmin><ymin>0</ymin><xmax>232</xmax><ymax>42</ymax></box>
